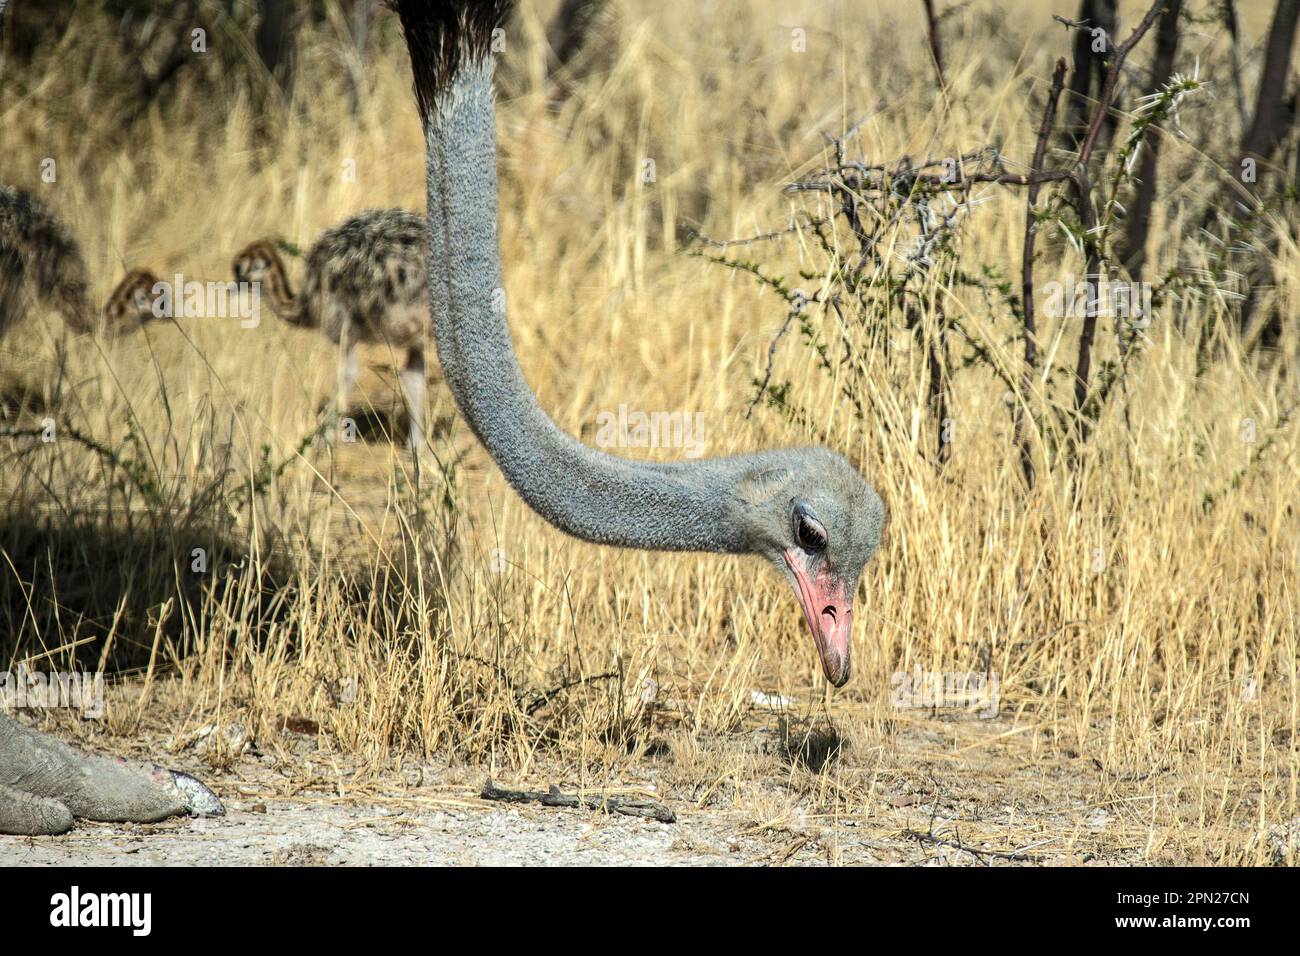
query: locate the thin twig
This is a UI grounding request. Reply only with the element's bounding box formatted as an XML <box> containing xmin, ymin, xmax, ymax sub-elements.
<box><xmin>481</xmin><ymin>778</ymin><xmax>676</xmax><ymax>823</ymax></box>
<box><xmin>921</xmin><ymin>0</ymin><xmax>947</xmax><ymax>97</ymax></box>
<box><xmin>747</xmin><ymin>301</ymin><xmax>803</xmax><ymax>420</ymax></box>
<box><xmin>1017</xmin><ymin>58</ymin><xmax>1068</xmax><ymax>489</ymax></box>
<box><xmin>524</xmin><ymin>670</ymin><xmax>620</xmax><ymax>716</ymax></box>
<box><xmin>1071</xmin><ymin>0</ymin><xmax>1166</xmax><ymax>455</ymax></box>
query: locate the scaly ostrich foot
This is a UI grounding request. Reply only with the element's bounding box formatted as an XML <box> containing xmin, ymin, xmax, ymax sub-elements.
<box><xmin>0</xmin><ymin>714</ymin><xmax>224</xmax><ymax>835</ymax></box>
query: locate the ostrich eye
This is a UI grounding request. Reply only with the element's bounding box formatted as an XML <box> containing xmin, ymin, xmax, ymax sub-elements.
<box><xmin>792</xmin><ymin>501</ymin><xmax>827</xmax><ymax>553</ymax></box>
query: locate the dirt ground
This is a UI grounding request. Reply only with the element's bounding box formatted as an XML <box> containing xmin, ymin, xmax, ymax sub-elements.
<box><xmin>1</xmin><ymin>783</ymin><xmax>1064</xmax><ymax>867</ymax></box>
<box><xmin>0</xmin><ymin>710</ymin><xmax>1168</xmax><ymax>867</ymax></box>
<box><xmin>5</xmin><ymin>799</ymin><xmax>741</xmax><ymax>867</ymax></box>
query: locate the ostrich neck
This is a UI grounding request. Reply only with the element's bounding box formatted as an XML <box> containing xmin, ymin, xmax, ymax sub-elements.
<box><xmin>427</xmin><ymin>61</ymin><xmax>765</xmax><ymax>554</ymax></box>
<box><xmin>262</xmin><ymin>254</ymin><xmax>307</xmax><ymax>325</ymax></box>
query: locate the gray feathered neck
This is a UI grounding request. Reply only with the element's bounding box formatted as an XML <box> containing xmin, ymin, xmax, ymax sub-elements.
<box><xmin>393</xmin><ymin>0</ymin><xmax>868</xmax><ymax>557</ymax></box>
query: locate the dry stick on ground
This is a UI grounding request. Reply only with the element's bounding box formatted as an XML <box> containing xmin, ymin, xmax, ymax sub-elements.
<box><xmin>523</xmin><ymin>670</ymin><xmax>620</xmax><ymax>716</ymax></box>
<box><xmin>1017</xmin><ymin>58</ymin><xmax>1069</xmax><ymax>490</ymax></box>
<box><xmin>1069</xmin><ymin>0</ymin><xmax>1165</xmax><ymax>456</ymax></box>
<box><xmin>904</xmin><ymin>824</ymin><xmax>1045</xmax><ymax>864</ymax></box>
<box><xmin>902</xmin><ymin>777</ymin><xmax>1042</xmax><ymax>864</ymax></box>
<box><xmin>481</xmin><ymin>778</ymin><xmax>676</xmax><ymax>823</ymax></box>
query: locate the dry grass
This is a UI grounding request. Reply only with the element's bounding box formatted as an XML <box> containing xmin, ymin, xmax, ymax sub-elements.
<box><xmin>1</xmin><ymin>0</ymin><xmax>1297</xmax><ymax>865</ymax></box>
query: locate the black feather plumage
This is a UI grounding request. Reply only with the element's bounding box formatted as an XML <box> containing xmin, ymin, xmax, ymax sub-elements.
<box><xmin>390</xmin><ymin>0</ymin><xmax>514</xmax><ymax>120</ymax></box>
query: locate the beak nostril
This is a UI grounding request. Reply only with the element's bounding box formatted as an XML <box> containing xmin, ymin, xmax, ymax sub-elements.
<box><xmin>821</xmin><ymin>605</ymin><xmax>836</xmax><ymax>622</ymax></box>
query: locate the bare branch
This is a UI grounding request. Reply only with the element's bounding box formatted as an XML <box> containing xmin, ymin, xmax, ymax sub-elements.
<box><xmin>921</xmin><ymin>0</ymin><xmax>947</xmax><ymax>94</ymax></box>
<box><xmin>1017</xmin><ymin>58</ymin><xmax>1068</xmax><ymax>489</ymax></box>
<box><xmin>1071</xmin><ymin>0</ymin><xmax>1165</xmax><ymax>454</ymax></box>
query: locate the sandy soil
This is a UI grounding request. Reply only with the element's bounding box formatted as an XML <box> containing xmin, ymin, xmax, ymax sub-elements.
<box><xmin>2</xmin><ymin>794</ymin><xmax>1032</xmax><ymax>867</ymax></box>
<box><xmin>4</xmin><ymin>799</ymin><xmax>739</xmax><ymax>867</ymax></box>
<box><xmin>0</xmin><ymin>713</ymin><xmax>1155</xmax><ymax>866</ymax></box>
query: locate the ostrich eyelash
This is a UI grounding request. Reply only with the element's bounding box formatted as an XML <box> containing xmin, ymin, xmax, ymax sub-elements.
<box><xmin>792</xmin><ymin>503</ymin><xmax>827</xmax><ymax>552</ymax></box>
<box><xmin>799</xmin><ymin>518</ymin><xmax>826</xmax><ymax>551</ymax></box>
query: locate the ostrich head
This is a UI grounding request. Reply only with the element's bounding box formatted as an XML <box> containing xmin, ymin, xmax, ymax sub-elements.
<box><xmin>231</xmin><ymin>240</ymin><xmax>278</xmax><ymax>289</ymax></box>
<box><xmin>102</xmin><ymin>268</ymin><xmax>162</xmax><ymax>335</ymax></box>
<box><xmin>232</xmin><ymin>239</ymin><xmax>300</xmax><ymax>324</ymax></box>
<box><xmin>734</xmin><ymin>448</ymin><xmax>884</xmax><ymax>686</ymax></box>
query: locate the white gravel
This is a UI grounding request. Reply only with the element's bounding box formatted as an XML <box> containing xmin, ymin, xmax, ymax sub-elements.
<box><xmin>0</xmin><ymin>799</ymin><xmax>747</xmax><ymax>866</ymax></box>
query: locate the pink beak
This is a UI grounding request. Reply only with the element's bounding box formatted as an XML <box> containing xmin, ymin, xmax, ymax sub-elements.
<box><xmin>783</xmin><ymin>549</ymin><xmax>854</xmax><ymax>686</ymax></box>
